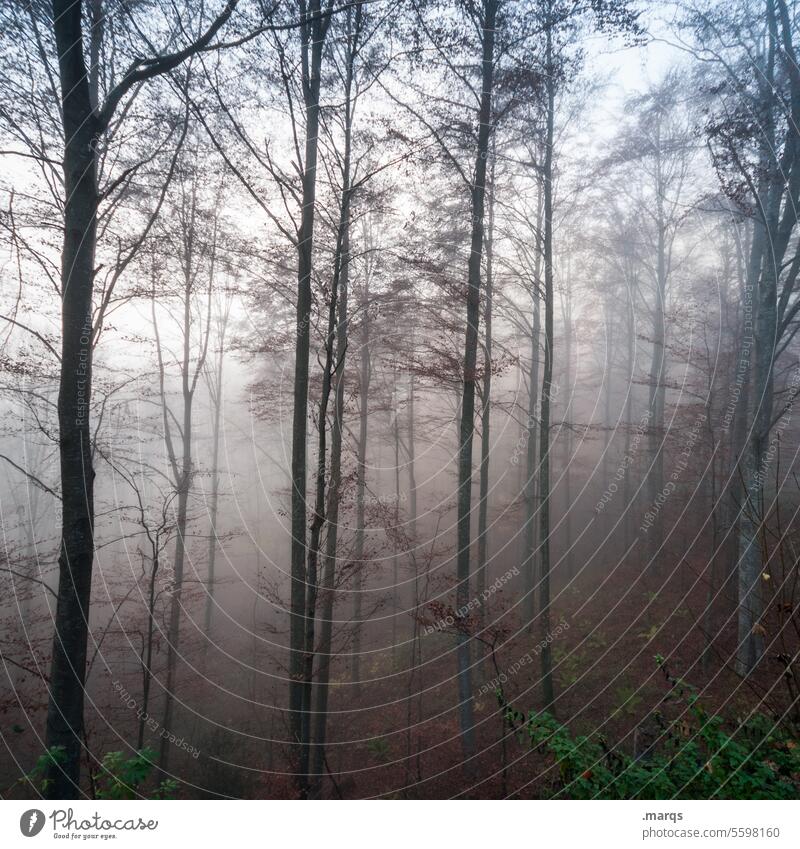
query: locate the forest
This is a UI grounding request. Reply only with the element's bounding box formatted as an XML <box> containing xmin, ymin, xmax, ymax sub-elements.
<box><xmin>1</xmin><ymin>0</ymin><xmax>800</xmax><ymax>802</ymax></box>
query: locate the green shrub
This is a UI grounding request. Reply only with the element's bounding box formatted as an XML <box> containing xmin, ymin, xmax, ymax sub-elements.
<box><xmin>502</xmin><ymin>667</ymin><xmax>800</xmax><ymax>799</ymax></box>
<box><xmin>22</xmin><ymin>746</ymin><xmax>176</xmax><ymax>799</ymax></box>
<box><xmin>94</xmin><ymin>748</ymin><xmax>177</xmax><ymax>799</ymax></box>
<box><xmin>20</xmin><ymin>745</ymin><xmax>67</xmax><ymax>795</ymax></box>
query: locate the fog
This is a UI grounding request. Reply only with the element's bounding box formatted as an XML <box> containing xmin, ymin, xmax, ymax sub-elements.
<box><xmin>1</xmin><ymin>0</ymin><xmax>799</xmax><ymax>801</ymax></box>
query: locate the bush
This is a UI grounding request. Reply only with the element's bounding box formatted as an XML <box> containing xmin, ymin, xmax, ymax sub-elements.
<box><xmin>21</xmin><ymin>746</ymin><xmax>177</xmax><ymax>799</ymax></box>
<box><xmin>503</xmin><ymin>666</ymin><xmax>800</xmax><ymax>799</ymax></box>
<box><xmin>93</xmin><ymin>748</ymin><xmax>177</xmax><ymax>799</ymax></box>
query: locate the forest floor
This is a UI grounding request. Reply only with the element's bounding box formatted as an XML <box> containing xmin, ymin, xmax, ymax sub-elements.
<box><xmin>283</xmin><ymin>559</ymin><xmax>798</xmax><ymax>799</ymax></box>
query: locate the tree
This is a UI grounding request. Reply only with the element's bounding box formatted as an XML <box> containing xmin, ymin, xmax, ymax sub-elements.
<box><xmin>610</xmin><ymin>73</ymin><xmax>695</xmax><ymax>570</ymax></box>
<box><xmin>450</xmin><ymin>0</ymin><xmax>498</xmax><ymax>760</ymax></box>
<box><xmin>284</xmin><ymin>0</ymin><xmax>336</xmax><ymax>770</ymax></box>
<box><xmin>44</xmin><ymin>0</ymin><xmax>242</xmax><ymax>797</ymax></box>
<box><xmin>203</xmin><ymin>289</ymin><xmax>234</xmax><ymax>643</ymax></box>
<box><xmin>150</xmin><ymin>158</ymin><xmax>219</xmax><ymax>775</ymax></box>
<box><xmin>688</xmin><ymin>0</ymin><xmax>800</xmax><ymax>673</ymax></box>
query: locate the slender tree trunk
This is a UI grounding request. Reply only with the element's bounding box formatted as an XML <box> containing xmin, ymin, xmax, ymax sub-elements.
<box><xmin>310</xmin><ymin>218</ymin><xmax>349</xmax><ymax>786</ymax></box>
<box><xmin>454</xmin><ymin>0</ymin><xmax>496</xmax><ymax>759</ymax></box>
<box><xmin>727</xmin><ymin>224</ymin><xmax>757</xmax><ymax>600</ymax></box>
<box><xmin>352</xmin><ymin>283</ymin><xmax>370</xmax><ymax>688</ymax></box>
<box><xmin>406</xmin><ymin>367</ymin><xmax>419</xmax><ymax>670</ymax></box>
<box><xmin>623</xmin><ymin>278</ymin><xmax>636</xmax><ymax>554</ymax></box>
<box><xmin>736</xmin><ymin>15</ymin><xmax>781</xmax><ymax>672</ymax></box>
<box><xmin>139</xmin><ymin>549</ymin><xmax>159</xmax><ymax>750</ymax></box>
<box><xmin>408</xmin><ymin>370</ymin><xmax>418</xmax><ymax>543</ymax></box>
<box><xmin>476</xmin><ymin>155</ymin><xmax>495</xmax><ymax>670</ymax></box>
<box><xmin>404</xmin><ymin>366</ymin><xmax>422</xmax><ymax>790</ymax></box>
<box><xmin>737</xmin><ymin>225</ymin><xmax>774</xmax><ymax>675</ymax></box>
<box><xmin>289</xmin><ymin>0</ymin><xmax>330</xmax><ymax>760</ymax></box>
<box><xmin>523</xmin><ymin>212</ymin><xmax>542</xmax><ymax>630</ymax></box>
<box><xmin>299</xmin><ymin>235</ymin><xmax>341</xmax><ymax>793</ymax></box>
<box><xmin>311</xmin><ymin>6</ymin><xmax>359</xmax><ymax>782</ymax></box>
<box><xmin>538</xmin><ymin>14</ymin><xmax>555</xmax><ymax>708</ymax></box>
<box><xmin>646</xmin><ymin>219</ymin><xmax>667</xmax><ymax>569</ymax></box>
<box><xmin>204</xmin><ymin>413</ymin><xmax>222</xmax><ymax>638</ymax></box>
<box><xmin>392</xmin><ymin>370</ymin><xmax>402</xmax><ymax>664</ymax></box>
<box><xmin>647</xmin><ymin>131</ymin><xmax>668</xmax><ymax>570</ymax></box>
<box><xmin>561</xmin><ymin>277</ymin><xmax>573</xmax><ymax>579</ymax></box>
<box><xmin>204</xmin><ymin>313</ymin><xmax>228</xmax><ymax>643</ymax></box>
<box><xmin>733</xmin><ymin>213</ymin><xmax>766</xmax><ymax>675</ymax></box>
<box><xmin>158</xmin><ymin>205</ymin><xmax>211</xmax><ymax>773</ymax></box>
<box><xmin>602</xmin><ymin>303</ymin><xmax>613</xmax><ymax>489</ymax></box>
<box><xmin>702</xmin><ymin>404</ymin><xmax>719</xmax><ymax>675</ymax></box>
<box><xmin>46</xmin><ymin>0</ymin><xmax>99</xmax><ymax>798</ymax></box>
<box><xmin>159</xmin><ymin>379</ymin><xmax>193</xmax><ymax>772</ymax></box>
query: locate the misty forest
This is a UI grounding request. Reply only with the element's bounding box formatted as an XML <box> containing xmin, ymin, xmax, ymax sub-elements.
<box><xmin>1</xmin><ymin>0</ymin><xmax>800</xmax><ymax>801</ymax></box>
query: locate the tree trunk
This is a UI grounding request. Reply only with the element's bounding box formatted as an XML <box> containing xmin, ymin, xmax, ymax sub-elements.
<box><xmin>204</xmin><ymin>313</ymin><xmax>228</xmax><ymax>642</ymax></box>
<box><xmin>311</xmin><ymin>5</ymin><xmax>359</xmax><ymax>782</ymax></box>
<box><xmin>538</xmin><ymin>14</ymin><xmax>555</xmax><ymax>708</ymax></box>
<box><xmin>45</xmin><ymin>0</ymin><xmax>237</xmax><ymax>796</ymax></box>
<box><xmin>310</xmin><ymin>218</ymin><xmax>349</xmax><ymax>787</ymax></box>
<box><xmin>299</xmin><ymin>230</ymin><xmax>341</xmax><ymax>793</ymax></box>
<box><xmin>159</xmin><ymin>364</ymin><xmax>193</xmax><ymax>772</ymax></box>
<box><xmin>623</xmin><ymin>277</ymin><xmax>636</xmax><ymax>554</ymax></box>
<box><xmin>352</xmin><ymin>280</ymin><xmax>370</xmax><ymax>688</ymax></box>
<box><xmin>736</xmin><ymin>14</ymin><xmax>780</xmax><ymax>673</ymax></box>
<box><xmin>289</xmin><ymin>0</ymin><xmax>329</xmax><ymax>759</ymax></box>
<box><xmin>561</xmin><ymin>273</ymin><xmax>573</xmax><ymax>579</ymax></box>
<box><xmin>392</xmin><ymin>370</ymin><xmax>402</xmax><ymax>664</ymax></box>
<box><xmin>736</xmin><ymin>220</ymin><xmax>774</xmax><ymax>675</ymax></box>
<box><xmin>476</xmin><ymin>155</ymin><xmax>495</xmax><ymax>671</ymax></box>
<box><xmin>727</xmin><ymin>223</ymin><xmax>757</xmax><ymax>602</ymax></box>
<box><xmin>646</xmin><ymin>214</ymin><xmax>667</xmax><ymax>570</ymax></box>
<box><xmin>158</xmin><ymin>189</ymin><xmax>210</xmax><ymax>774</ymax></box>
<box><xmin>453</xmin><ymin>0</ymin><xmax>497</xmax><ymax>759</ymax></box>
<box><xmin>139</xmin><ymin>549</ymin><xmax>160</xmax><ymax>750</ymax></box>
<box><xmin>46</xmin><ymin>0</ymin><xmax>99</xmax><ymax>798</ymax></box>
<box><xmin>646</xmin><ymin>115</ymin><xmax>670</xmax><ymax>572</ymax></box>
<box><xmin>523</xmin><ymin>215</ymin><xmax>542</xmax><ymax>630</ymax></box>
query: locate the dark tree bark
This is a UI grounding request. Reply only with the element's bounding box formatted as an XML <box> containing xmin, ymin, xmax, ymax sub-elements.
<box><xmin>299</xmin><ymin>226</ymin><xmax>340</xmax><ymax>794</ymax></box>
<box><xmin>646</xmin><ymin>189</ymin><xmax>668</xmax><ymax>570</ymax></box>
<box><xmin>310</xmin><ymin>201</ymin><xmax>350</xmax><ymax>786</ymax></box>
<box><xmin>454</xmin><ymin>0</ymin><xmax>497</xmax><ymax>758</ymax></box>
<box><xmin>476</xmin><ymin>155</ymin><xmax>495</xmax><ymax>671</ymax></box>
<box><xmin>622</xmin><ymin>271</ymin><xmax>637</xmax><ymax>554</ymax></box>
<box><xmin>45</xmin><ymin>0</ymin><xmax>241</xmax><ymax>797</ymax></box>
<box><xmin>46</xmin><ymin>0</ymin><xmax>99</xmax><ymax>798</ymax></box>
<box><xmin>560</xmin><ymin>270</ymin><xmax>573</xmax><ymax>579</ymax></box>
<box><xmin>352</xmin><ymin>268</ymin><xmax>371</xmax><ymax>689</ymax></box>
<box><xmin>538</xmin><ymin>10</ymin><xmax>555</xmax><ymax>708</ymax></box>
<box><xmin>289</xmin><ymin>0</ymin><xmax>334</xmax><ymax>763</ymax></box>
<box><xmin>204</xmin><ymin>298</ymin><xmax>231</xmax><ymax>643</ymax></box>
<box><xmin>523</xmin><ymin>192</ymin><xmax>543</xmax><ymax>630</ymax></box>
